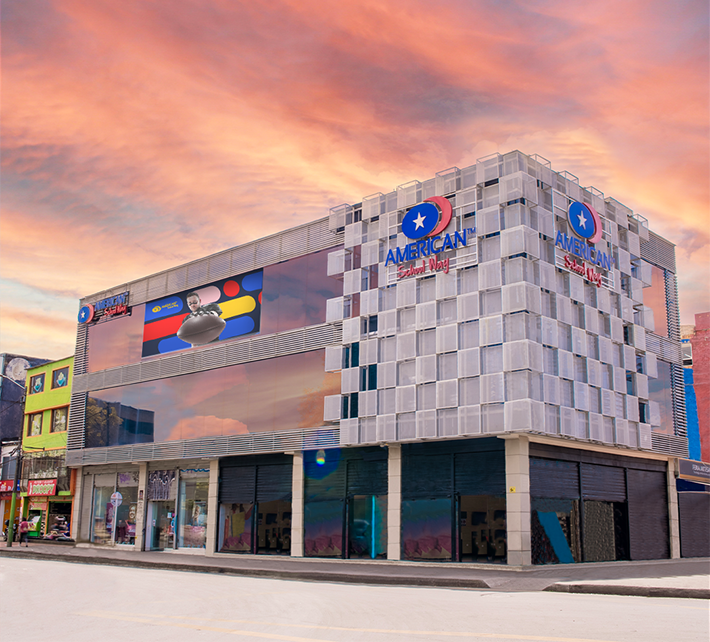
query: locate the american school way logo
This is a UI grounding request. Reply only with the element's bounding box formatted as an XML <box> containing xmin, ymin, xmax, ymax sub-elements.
<box><xmin>385</xmin><ymin>197</ymin><xmax>475</xmax><ymax>279</ymax></box>
<box><xmin>555</xmin><ymin>201</ymin><xmax>613</xmax><ymax>288</ymax></box>
<box><xmin>568</xmin><ymin>201</ymin><xmax>603</xmax><ymax>244</ymax></box>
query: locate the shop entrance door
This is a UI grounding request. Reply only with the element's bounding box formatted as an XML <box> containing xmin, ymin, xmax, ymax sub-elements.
<box><xmin>147</xmin><ymin>500</ymin><xmax>175</xmax><ymax>551</ymax></box>
<box><xmin>347</xmin><ymin>495</ymin><xmax>387</xmax><ymax>559</ymax></box>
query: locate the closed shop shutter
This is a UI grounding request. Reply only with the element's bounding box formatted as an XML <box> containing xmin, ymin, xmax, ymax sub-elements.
<box><xmin>219</xmin><ymin>465</ymin><xmax>256</xmax><ymax>504</ymax></box>
<box><xmin>256</xmin><ymin>464</ymin><xmax>292</xmax><ymax>503</ymax></box>
<box><xmin>627</xmin><ymin>468</ymin><xmax>669</xmax><ymax>560</ymax></box>
<box><xmin>580</xmin><ymin>464</ymin><xmax>626</xmax><ymax>501</ymax></box>
<box><xmin>304</xmin><ymin>461</ymin><xmax>346</xmax><ymax>502</ymax></box>
<box><xmin>530</xmin><ymin>458</ymin><xmax>580</xmax><ymax>499</ymax></box>
<box><xmin>347</xmin><ymin>458</ymin><xmax>388</xmax><ymax>496</ymax></box>
<box><xmin>678</xmin><ymin>492</ymin><xmax>710</xmax><ymax>558</ymax></box>
<box><xmin>402</xmin><ymin>454</ymin><xmax>453</xmax><ymax>500</ymax></box>
<box><xmin>455</xmin><ymin>450</ymin><xmax>506</xmax><ymax>496</ymax></box>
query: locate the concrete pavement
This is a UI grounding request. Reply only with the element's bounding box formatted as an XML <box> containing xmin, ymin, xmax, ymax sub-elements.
<box><xmin>1</xmin><ymin>539</ymin><xmax>708</xmax><ymax>599</ymax></box>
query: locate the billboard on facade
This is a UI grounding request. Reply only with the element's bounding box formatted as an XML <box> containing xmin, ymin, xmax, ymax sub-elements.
<box><xmin>141</xmin><ymin>270</ymin><xmax>263</xmax><ymax>358</ymax></box>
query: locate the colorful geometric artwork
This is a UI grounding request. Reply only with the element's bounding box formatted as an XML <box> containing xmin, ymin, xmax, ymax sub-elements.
<box><xmin>141</xmin><ymin>270</ymin><xmax>263</xmax><ymax>358</ymax></box>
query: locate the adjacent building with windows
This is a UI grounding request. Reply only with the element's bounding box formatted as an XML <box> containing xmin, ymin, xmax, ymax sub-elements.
<box><xmin>20</xmin><ymin>356</ymin><xmax>75</xmax><ymax>538</ymax></box>
<box><xmin>67</xmin><ymin>150</ymin><xmax>698</xmax><ymax>564</ymax></box>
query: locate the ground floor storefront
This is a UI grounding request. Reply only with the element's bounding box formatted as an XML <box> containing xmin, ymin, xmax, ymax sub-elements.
<box><xmin>69</xmin><ymin>435</ymin><xmax>690</xmax><ymax>564</ymax></box>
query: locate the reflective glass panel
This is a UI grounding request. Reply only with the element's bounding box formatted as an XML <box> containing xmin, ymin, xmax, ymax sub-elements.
<box><xmin>304</xmin><ymin>500</ymin><xmax>343</xmax><ymax>557</ymax></box>
<box><xmin>401</xmin><ymin>497</ymin><xmax>452</xmax><ymax>561</ymax></box>
<box><xmin>85</xmin><ymin>350</ymin><xmax>340</xmax><ymax>448</ymax></box>
<box><xmin>219</xmin><ymin>503</ymin><xmax>254</xmax><ymax>553</ymax></box>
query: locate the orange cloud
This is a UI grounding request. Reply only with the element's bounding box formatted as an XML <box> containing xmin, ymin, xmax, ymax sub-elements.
<box><xmin>1</xmin><ymin>0</ymin><xmax>708</xmax><ymax>356</ymax></box>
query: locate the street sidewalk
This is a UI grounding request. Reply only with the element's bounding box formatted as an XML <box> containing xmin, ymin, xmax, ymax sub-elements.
<box><xmin>1</xmin><ymin>540</ymin><xmax>708</xmax><ymax>599</ymax></box>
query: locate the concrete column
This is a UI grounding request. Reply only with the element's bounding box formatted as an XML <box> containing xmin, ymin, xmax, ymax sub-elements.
<box><xmin>205</xmin><ymin>459</ymin><xmax>220</xmax><ymax>556</ymax></box>
<box><xmin>70</xmin><ymin>467</ymin><xmax>83</xmax><ymax>541</ymax></box>
<box><xmin>387</xmin><ymin>444</ymin><xmax>402</xmax><ymax>560</ymax></box>
<box><xmin>290</xmin><ymin>452</ymin><xmax>304</xmax><ymax>557</ymax></box>
<box><xmin>504</xmin><ymin>435</ymin><xmax>531</xmax><ymax>566</ymax></box>
<box><xmin>667</xmin><ymin>458</ymin><xmax>681</xmax><ymax>558</ymax></box>
<box><xmin>134</xmin><ymin>463</ymin><xmax>149</xmax><ymax>551</ymax></box>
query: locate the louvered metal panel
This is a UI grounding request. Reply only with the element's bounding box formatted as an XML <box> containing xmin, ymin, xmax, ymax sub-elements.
<box><xmin>122</xmin><ymin>363</ymin><xmax>141</xmax><ymax>384</ymax></box>
<box><xmin>147</xmin><ymin>273</ymin><xmax>168</xmax><ymax>299</ymax></box>
<box><xmin>201</xmin><ymin>346</ymin><xmax>227</xmax><ymax>369</ymax></box>
<box><xmin>104</xmin><ymin>369</ymin><xmax>122</xmax><ymax>387</ymax></box>
<box><xmin>640</xmin><ymin>231</ymin><xmax>676</xmax><ymax>273</ymax></box>
<box><xmin>159</xmin><ymin>354</ymin><xmax>182</xmax><ymax>378</ymax></box>
<box><xmin>141</xmin><ymin>360</ymin><xmax>161</xmax><ymax>381</ymax></box>
<box><xmin>208</xmin><ymin>253</ymin><xmax>232</xmax><ymax>282</ymax></box>
<box><xmin>67</xmin><ymin>392</ymin><xmax>87</xmax><ymax>450</ymax></box>
<box><xmin>277</xmin><ymin>331</ymin><xmax>305</xmax><ymax>354</ymax></box>
<box><xmin>256</xmin><ymin>237</ymin><xmax>281</xmax><ymax>265</ymax></box>
<box><xmin>651</xmin><ymin>432</ymin><xmax>689</xmax><ymax>457</ymax></box>
<box><xmin>250</xmin><ymin>335</ymin><xmax>277</xmax><ymax>360</ymax></box>
<box><xmin>671</xmin><ymin>363</ymin><xmax>688</xmax><ymax>438</ymax></box>
<box><xmin>231</xmin><ymin>246</ymin><xmax>256</xmax><ymax>273</ymax></box>
<box><xmin>665</xmin><ymin>271</ymin><xmax>681</xmax><ymax>340</ymax></box>
<box><xmin>186</xmin><ymin>261</ymin><xmax>209</xmax><ymax>289</ymax></box>
<box><xmin>152</xmin><ymin>442</ymin><xmax>183</xmax><ymax>460</ymax></box>
<box><xmin>281</xmin><ymin>227</ymin><xmax>310</xmax><ymax>259</ymax></box>
<box><xmin>130</xmin><ymin>280</ymin><xmax>148</xmax><ymax>304</ymax></box>
<box><xmin>106</xmin><ymin>447</ymin><xmax>134</xmax><ymax>463</ymax></box>
<box><xmin>167</xmin><ymin>267</ymin><xmax>187</xmax><ymax>293</ymax></box>
<box><xmin>74</xmin><ymin>325</ymin><xmax>88</xmax><ymax>376</ymax></box>
<box><xmin>226</xmin><ymin>340</ymin><xmax>250</xmax><ymax>364</ymax></box>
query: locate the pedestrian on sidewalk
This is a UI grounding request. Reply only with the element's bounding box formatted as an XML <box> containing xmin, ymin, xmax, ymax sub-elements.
<box><xmin>19</xmin><ymin>517</ymin><xmax>30</xmax><ymax>547</ymax></box>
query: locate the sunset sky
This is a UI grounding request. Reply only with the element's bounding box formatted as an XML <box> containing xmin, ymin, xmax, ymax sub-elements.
<box><xmin>2</xmin><ymin>0</ymin><xmax>708</xmax><ymax>360</ymax></box>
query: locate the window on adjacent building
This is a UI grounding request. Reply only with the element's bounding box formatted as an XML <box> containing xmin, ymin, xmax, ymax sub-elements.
<box><xmin>51</xmin><ymin>407</ymin><xmax>68</xmax><ymax>433</ymax></box>
<box><xmin>52</xmin><ymin>367</ymin><xmax>69</xmax><ymax>389</ymax></box>
<box><xmin>29</xmin><ymin>373</ymin><xmax>45</xmax><ymax>395</ymax></box>
<box><xmin>27</xmin><ymin>412</ymin><xmax>42</xmax><ymax>436</ymax></box>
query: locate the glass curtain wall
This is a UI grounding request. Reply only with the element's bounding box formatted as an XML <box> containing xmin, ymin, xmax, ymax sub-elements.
<box><xmin>178</xmin><ymin>470</ymin><xmax>209</xmax><ymax>549</ymax></box>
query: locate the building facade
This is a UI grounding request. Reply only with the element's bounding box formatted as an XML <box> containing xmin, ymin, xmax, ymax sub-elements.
<box><xmin>68</xmin><ymin>151</ymin><xmax>694</xmax><ymax>564</ymax></box>
<box><xmin>21</xmin><ymin>357</ymin><xmax>75</xmax><ymax>538</ymax></box>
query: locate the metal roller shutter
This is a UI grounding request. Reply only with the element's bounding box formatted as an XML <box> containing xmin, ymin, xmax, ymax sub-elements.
<box><xmin>678</xmin><ymin>492</ymin><xmax>710</xmax><ymax>558</ymax></box>
<box><xmin>256</xmin><ymin>464</ymin><xmax>292</xmax><ymax>503</ymax></box>
<box><xmin>530</xmin><ymin>458</ymin><xmax>580</xmax><ymax>499</ymax></box>
<box><xmin>580</xmin><ymin>464</ymin><xmax>626</xmax><ymax>502</ymax></box>
<box><xmin>455</xmin><ymin>450</ymin><xmax>506</xmax><ymax>496</ymax></box>
<box><xmin>347</xmin><ymin>458</ymin><xmax>388</xmax><ymax>496</ymax></box>
<box><xmin>627</xmin><ymin>469</ymin><xmax>669</xmax><ymax>560</ymax></box>
<box><xmin>402</xmin><ymin>454</ymin><xmax>453</xmax><ymax>500</ymax></box>
<box><xmin>219</xmin><ymin>465</ymin><xmax>256</xmax><ymax>504</ymax></box>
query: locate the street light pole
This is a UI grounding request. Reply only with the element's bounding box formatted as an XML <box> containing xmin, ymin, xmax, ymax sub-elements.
<box><xmin>1</xmin><ymin>374</ymin><xmax>26</xmax><ymax>548</ymax></box>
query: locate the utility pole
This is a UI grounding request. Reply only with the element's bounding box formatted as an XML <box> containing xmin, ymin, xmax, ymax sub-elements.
<box><xmin>1</xmin><ymin>374</ymin><xmax>26</xmax><ymax>547</ymax></box>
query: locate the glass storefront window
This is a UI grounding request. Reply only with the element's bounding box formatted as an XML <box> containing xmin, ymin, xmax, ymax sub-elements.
<box><xmin>218</xmin><ymin>503</ymin><xmax>254</xmax><ymax>553</ymax></box>
<box><xmin>401</xmin><ymin>497</ymin><xmax>453</xmax><ymax>561</ymax></box>
<box><xmin>91</xmin><ymin>476</ymin><xmax>115</xmax><ymax>545</ymax></box>
<box><xmin>178</xmin><ymin>472</ymin><xmax>209</xmax><ymax>549</ymax></box>
<box><xmin>116</xmin><ymin>472</ymin><xmax>139</xmax><ymax>545</ymax></box>
<box><xmin>531</xmin><ymin>497</ymin><xmax>581</xmax><ymax>564</ymax></box>
<box><xmin>304</xmin><ymin>500</ymin><xmax>344</xmax><ymax>557</ymax></box>
<box><xmin>458</xmin><ymin>495</ymin><xmax>506</xmax><ymax>563</ymax></box>
<box><xmin>348</xmin><ymin>495</ymin><xmax>387</xmax><ymax>559</ymax></box>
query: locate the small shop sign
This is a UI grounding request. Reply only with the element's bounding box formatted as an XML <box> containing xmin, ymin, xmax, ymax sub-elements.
<box><xmin>29</xmin><ymin>500</ymin><xmax>48</xmax><ymax>511</ymax></box>
<box><xmin>678</xmin><ymin>459</ymin><xmax>710</xmax><ymax>484</ymax></box>
<box><xmin>0</xmin><ymin>479</ymin><xmax>15</xmax><ymax>492</ymax></box>
<box><xmin>27</xmin><ymin>478</ymin><xmax>57</xmax><ymax>496</ymax></box>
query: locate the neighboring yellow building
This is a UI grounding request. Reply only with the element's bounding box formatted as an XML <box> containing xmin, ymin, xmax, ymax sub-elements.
<box><xmin>22</xmin><ymin>356</ymin><xmax>74</xmax><ymax>538</ymax></box>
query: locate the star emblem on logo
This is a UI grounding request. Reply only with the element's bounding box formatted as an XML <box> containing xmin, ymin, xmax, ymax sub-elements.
<box><xmin>413</xmin><ymin>212</ymin><xmax>426</xmax><ymax>230</ymax></box>
<box><xmin>577</xmin><ymin>211</ymin><xmax>587</xmax><ymax>229</ymax></box>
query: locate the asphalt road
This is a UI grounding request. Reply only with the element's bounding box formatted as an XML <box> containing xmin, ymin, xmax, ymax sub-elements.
<box><xmin>2</xmin><ymin>557</ymin><xmax>707</xmax><ymax>642</ymax></box>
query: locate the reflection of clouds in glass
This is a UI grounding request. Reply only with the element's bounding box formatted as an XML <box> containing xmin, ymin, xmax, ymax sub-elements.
<box><xmin>261</xmin><ymin>248</ymin><xmax>342</xmax><ymax>335</ymax></box>
<box><xmin>87</xmin><ymin>304</ymin><xmax>145</xmax><ymax>372</ymax></box>
<box><xmin>168</xmin><ymin>415</ymin><xmax>248</xmax><ymax>441</ymax></box>
<box><xmin>87</xmin><ymin>349</ymin><xmax>340</xmax><ymax>447</ymax></box>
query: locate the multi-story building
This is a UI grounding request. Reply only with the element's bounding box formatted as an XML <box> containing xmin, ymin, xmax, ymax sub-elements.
<box><xmin>0</xmin><ymin>353</ymin><xmax>50</xmax><ymax>529</ymax></box>
<box><xmin>67</xmin><ymin>150</ymin><xmax>697</xmax><ymax>564</ymax></box>
<box><xmin>20</xmin><ymin>356</ymin><xmax>75</xmax><ymax>538</ymax></box>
